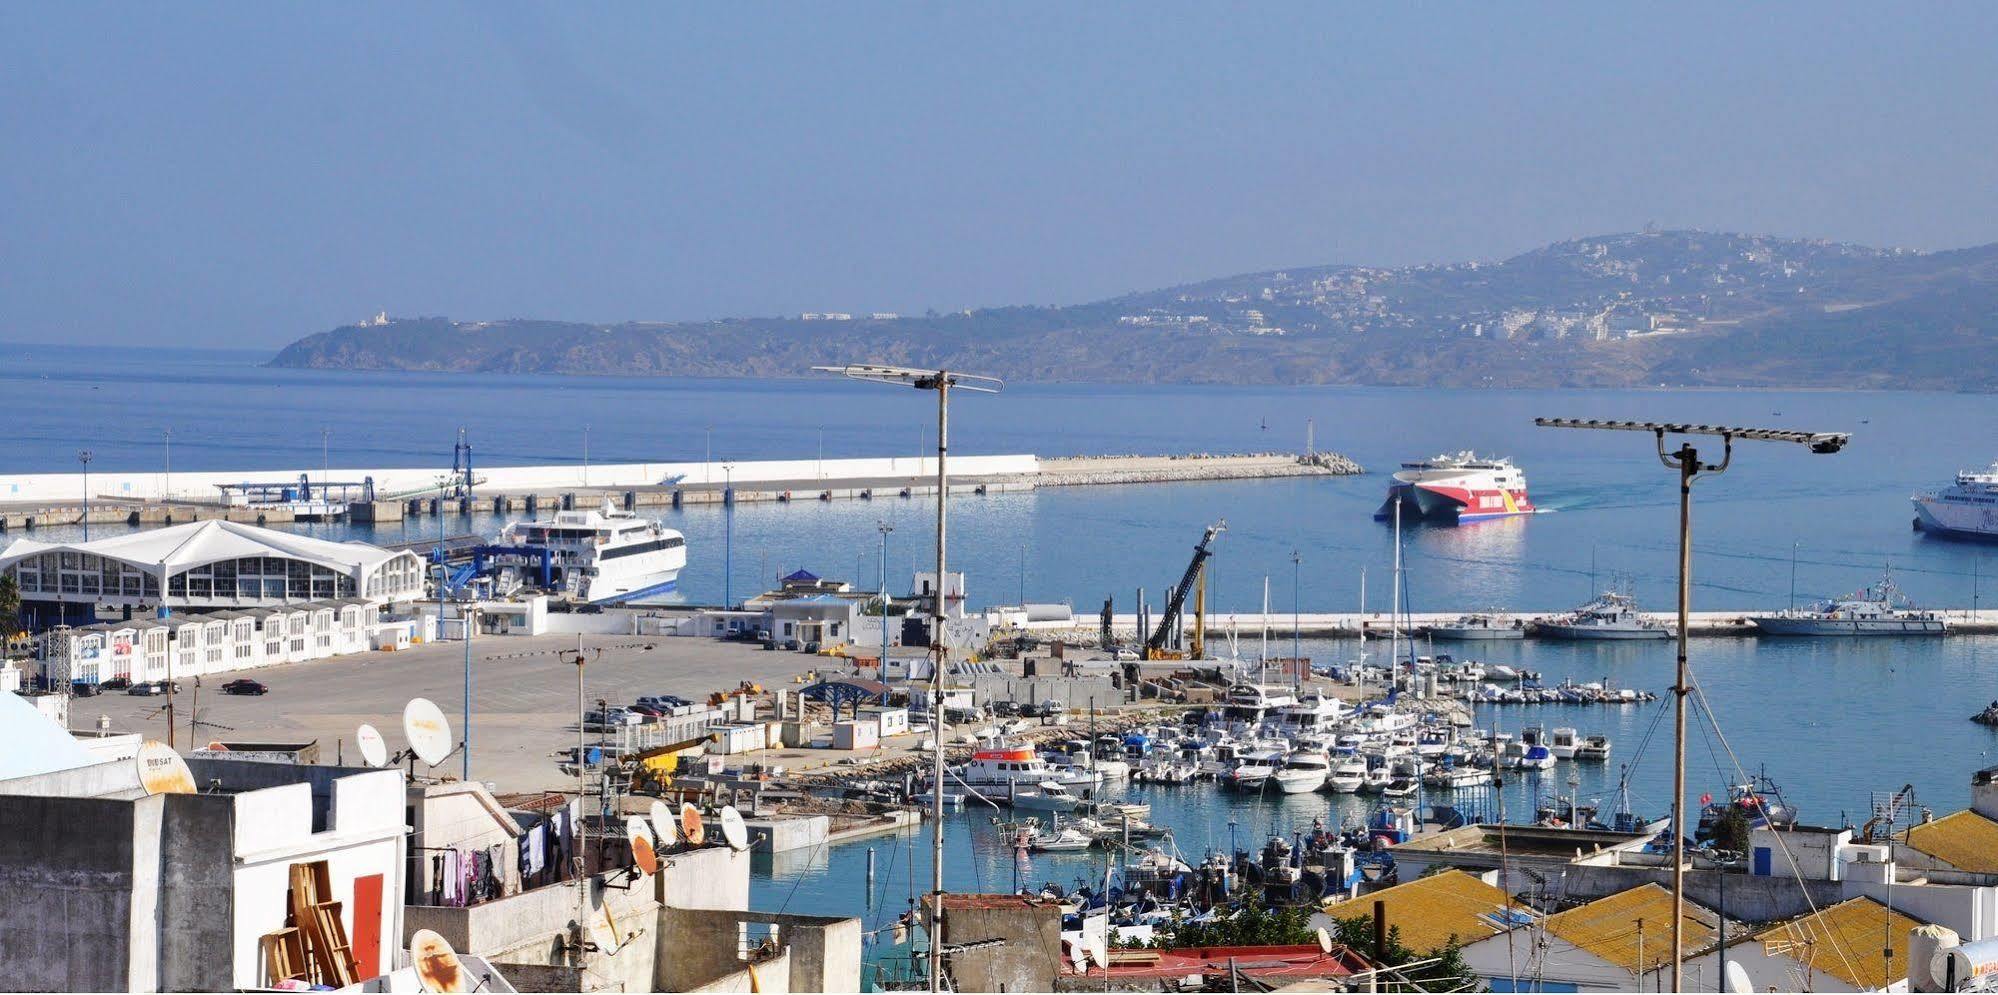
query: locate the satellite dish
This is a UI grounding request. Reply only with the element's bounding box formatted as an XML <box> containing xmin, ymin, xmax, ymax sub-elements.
<box><xmin>1088</xmin><ymin>932</ymin><xmax>1109</xmax><ymax>970</ymax></box>
<box><xmin>402</xmin><ymin>697</ymin><xmax>453</xmax><ymax>767</ymax></box>
<box><xmin>135</xmin><ymin>740</ymin><xmax>195</xmax><ymax>795</ymax></box>
<box><xmin>626</xmin><ymin>815</ymin><xmax>659</xmax><ymax>874</ymax></box>
<box><xmin>1724</xmin><ymin>960</ymin><xmax>1752</xmax><ymax>994</ymax></box>
<box><xmin>1316</xmin><ymin>927</ymin><xmax>1333</xmax><ymax>954</ymax></box>
<box><xmin>649</xmin><ymin>800</ymin><xmax>679</xmax><ymax>849</ymax></box>
<box><xmin>409</xmin><ymin>927</ymin><xmax>472</xmax><ymax>994</ymax></box>
<box><xmin>357</xmin><ymin>723</ymin><xmax>388</xmax><ymax>768</ymax></box>
<box><xmin>720</xmin><ymin>805</ymin><xmax>749</xmax><ymax>851</ymax></box>
<box><xmin>680</xmin><ymin>802</ymin><xmax>706</xmax><ymax>847</ymax></box>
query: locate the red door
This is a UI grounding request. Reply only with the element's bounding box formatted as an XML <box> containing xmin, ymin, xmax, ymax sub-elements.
<box><xmin>351</xmin><ymin>873</ymin><xmax>384</xmax><ymax>978</ymax></box>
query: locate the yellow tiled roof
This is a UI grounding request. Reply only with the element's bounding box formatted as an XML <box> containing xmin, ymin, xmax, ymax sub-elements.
<box><xmin>1330</xmin><ymin>870</ymin><xmax>1515</xmax><ymax>953</ymax></box>
<box><xmin>1542</xmin><ymin>884</ymin><xmax>1717</xmax><ymax>975</ymax></box>
<box><xmin>1905</xmin><ymin>810</ymin><xmax>1998</xmax><ymax>873</ymax></box>
<box><xmin>1753</xmin><ymin>896</ymin><xmax>1923</xmax><ymax>991</ymax></box>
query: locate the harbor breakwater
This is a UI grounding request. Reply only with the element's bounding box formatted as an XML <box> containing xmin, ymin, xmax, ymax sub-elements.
<box><xmin>0</xmin><ymin>451</ymin><xmax>1363</xmax><ymax>529</ymax></box>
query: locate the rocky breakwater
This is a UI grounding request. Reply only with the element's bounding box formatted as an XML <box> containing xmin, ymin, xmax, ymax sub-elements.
<box><xmin>1038</xmin><ymin>451</ymin><xmax>1362</xmax><ymax>487</ymax></box>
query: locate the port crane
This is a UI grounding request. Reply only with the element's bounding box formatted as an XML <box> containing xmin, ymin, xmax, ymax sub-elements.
<box><xmin>1145</xmin><ymin>520</ymin><xmax>1225</xmax><ymax>660</ymax></box>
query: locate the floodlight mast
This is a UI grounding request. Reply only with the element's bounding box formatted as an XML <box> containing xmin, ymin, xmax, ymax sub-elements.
<box><xmin>1534</xmin><ymin>417</ymin><xmax>1846</xmax><ymax>992</ymax></box>
<box><xmin>812</xmin><ymin>363</ymin><xmax>1003</xmax><ymax>993</ymax></box>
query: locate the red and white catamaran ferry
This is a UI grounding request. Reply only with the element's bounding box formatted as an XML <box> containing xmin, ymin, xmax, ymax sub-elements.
<box><xmin>1374</xmin><ymin>451</ymin><xmax>1536</xmax><ymax>524</ymax></box>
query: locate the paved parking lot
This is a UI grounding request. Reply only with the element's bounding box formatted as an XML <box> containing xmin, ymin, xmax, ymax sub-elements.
<box><xmin>74</xmin><ymin>634</ymin><xmax>836</xmax><ymax>793</ymax></box>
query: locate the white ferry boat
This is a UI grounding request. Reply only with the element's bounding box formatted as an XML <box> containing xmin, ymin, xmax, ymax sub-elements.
<box><xmin>1747</xmin><ymin>575</ymin><xmax>1947</xmax><ymax>636</ymax></box>
<box><xmin>1536</xmin><ymin>592</ymin><xmax>1670</xmax><ymax>640</ymax></box>
<box><xmin>495</xmin><ymin>501</ymin><xmax>687</xmax><ymax>603</ymax></box>
<box><xmin>1913</xmin><ymin>463</ymin><xmax>1998</xmax><ymax>541</ymax></box>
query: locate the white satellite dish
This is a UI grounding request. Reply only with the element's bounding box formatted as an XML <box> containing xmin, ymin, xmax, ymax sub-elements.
<box><xmin>135</xmin><ymin>740</ymin><xmax>196</xmax><ymax>795</ymax></box>
<box><xmin>356</xmin><ymin>723</ymin><xmax>388</xmax><ymax>768</ymax></box>
<box><xmin>649</xmin><ymin>800</ymin><xmax>679</xmax><ymax>848</ymax></box>
<box><xmin>720</xmin><ymin>805</ymin><xmax>749</xmax><ymax>851</ymax></box>
<box><xmin>410</xmin><ymin>927</ymin><xmax>472</xmax><ymax>993</ymax></box>
<box><xmin>1724</xmin><ymin>960</ymin><xmax>1753</xmax><ymax>994</ymax></box>
<box><xmin>402</xmin><ymin>697</ymin><xmax>453</xmax><ymax>767</ymax></box>
<box><xmin>1316</xmin><ymin>927</ymin><xmax>1333</xmax><ymax>954</ymax></box>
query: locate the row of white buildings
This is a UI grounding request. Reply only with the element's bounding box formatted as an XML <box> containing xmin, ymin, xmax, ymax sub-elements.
<box><xmin>38</xmin><ymin>598</ymin><xmax>416</xmax><ymax>687</ymax></box>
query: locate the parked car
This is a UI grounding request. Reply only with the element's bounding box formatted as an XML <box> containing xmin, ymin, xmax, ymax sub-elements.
<box><xmin>626</xmin><ymin>703</ymin><xmax>664</xmax><ymax>719</ymax></box>
<box><xmin>637</xmin><ymin>695</ymin><xmax>690</xmax><ymax>711</ymax></box>
<box><xmin>128</xmin><ymin>680</ymin><xmax>180</xmax><ymax>696</ymax></box>
<box><xmin>802</xmin><ymin>640</ymin><xmax>822</xmax><ymax>654</ymax></box>
<box><xmin>222</xmin><ymin>678</ymin><xmax>269</xmax><ymax>696</ymax></box>
<box><xmin>71</xmin><ymin>681</ymin><xmax>99</xmax><ymax>697</ymax></box>
<box><xmin>99</xmin><ymin>677</ymin><xmax>131</xmax><ymax>691</ymax></box>
<box><xmin>583</xmin><ymin>707</ymin><xmax>642</xmax><ymax>732</ymax></box>
<box><xmin>782</xmin><ymin>639</ymin><xmax>801</xmax><ymax>651</ymax></box>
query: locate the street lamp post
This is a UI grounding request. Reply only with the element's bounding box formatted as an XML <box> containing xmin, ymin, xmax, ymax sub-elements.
<box><xmin>77</xmin><ymin>450</ymin><xmax>93</xmax><ymax>542</ymax></box>
<box><xmin>723</xmin><ymin>462</ymin><xmax>735</xmax><ymax>608</ymax></box>
<box><xmin>878</xmin><ymin>522</ymin><xmax>894</xmax><ymax>660</ymax></box>
<box><xmin>1536</xmin><ymin>417</ymin><xmax>1847</xmax><ymax>990</ymax></box>
<box><xmin>815</xmin><ymin>363</ymin><xmax>1002</xmax><ymax>994</ymax></box>
<box><xmin>1291</xmin><ymin>549</ymin><xmax>1302</xmax><ymax>671</ymax></box>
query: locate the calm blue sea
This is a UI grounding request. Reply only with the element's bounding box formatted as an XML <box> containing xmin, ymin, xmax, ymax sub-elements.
<box><xmin>5</xmin><ymin>344</ymin><xmax>1998</xmax><ymax>943</ymax></box>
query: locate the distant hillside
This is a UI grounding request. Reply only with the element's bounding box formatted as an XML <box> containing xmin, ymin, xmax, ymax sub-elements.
<box><xmin>269</xmin><ymin>231</ymin><xmax>1998</xmax><ymax>389</ymax></box>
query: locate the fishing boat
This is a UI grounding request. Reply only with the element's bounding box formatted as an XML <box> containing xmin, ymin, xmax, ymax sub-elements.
<box><xmin>957</xmin><ymin>742</ymin><xmax>1102</xmax><ymax>793</ymax></box>
<box><xmin>1536</xmin><ymin>591</ymin><xmax>1671</xmax><ymax>640</ymax></box>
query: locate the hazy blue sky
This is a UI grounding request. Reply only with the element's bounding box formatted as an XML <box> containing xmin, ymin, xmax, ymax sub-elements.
<box><xmin>5</xmin><ymin>3</ymin><xmax>1996</xmax><ymax>348</ymax></box>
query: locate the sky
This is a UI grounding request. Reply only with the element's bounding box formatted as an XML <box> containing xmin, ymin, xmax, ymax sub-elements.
<box><xmin>4</xmin><ymin>3</ymin><xmax>1997</xmax><ymax>349</ymax></box>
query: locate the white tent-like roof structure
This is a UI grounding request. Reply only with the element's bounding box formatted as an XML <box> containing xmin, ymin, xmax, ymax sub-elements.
<box><xmin>0</xmin><ymin>520</ymin><xmax>425</xmax><ymax>614</ymax></box>
<box><xmin>0</xmin><ymin>519</ymin><xmax>404</xmax><ymax>575</ymax></box>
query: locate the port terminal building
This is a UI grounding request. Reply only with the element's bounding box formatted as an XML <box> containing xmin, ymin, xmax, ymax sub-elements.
<box><xmin>0</xmin><ymin>519</ymin><xmax>426</xmax><ymax>630</ymax></box>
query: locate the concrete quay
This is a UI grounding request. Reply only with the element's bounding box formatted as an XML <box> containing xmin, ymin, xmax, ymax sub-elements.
<box><xmin>1034</xmin><ymin>607</ymin><xmax>1998</xmax><ymax>640</ymax></box>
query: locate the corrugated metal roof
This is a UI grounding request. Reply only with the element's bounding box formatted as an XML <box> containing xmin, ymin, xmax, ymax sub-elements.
<box><xmin>1751</xmin><ymin>896</ymin><xmax>1922</xmax><ymax>991</ymax></box>
<box><xmin>1329</xmin><ymin>870</ymin><xmax>1515</xmax><ymax>953</ymax></box>
<box><xmin>1543</xmin><ymin>884</ymin><xmax>1718</xmax><ymax>975</ymax></box>
<box><xmin>1905</xmin><ymin>810</ymin><xmax>1998</xmax><ymax>873</ymax></box>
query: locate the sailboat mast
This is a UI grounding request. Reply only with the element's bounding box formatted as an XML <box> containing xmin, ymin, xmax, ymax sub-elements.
<box><xmin>1391</xmin><ymin>497</ymin><xmax>1402</xmax><ymax>687</ymax></box>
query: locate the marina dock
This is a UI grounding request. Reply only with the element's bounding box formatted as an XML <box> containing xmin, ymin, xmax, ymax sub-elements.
<box><xmin>1035</xmin><ymin>608</ymin><xmax>1998</xmax><ymax>639</ymax></box>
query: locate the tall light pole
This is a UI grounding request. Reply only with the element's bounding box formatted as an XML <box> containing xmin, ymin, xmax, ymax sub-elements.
<box><xmin>878</xmin><ymin>522</ymin><xmax>894</xmax><ymax>660</ymax></box>
<box><xmin>163</xmin><ymin>427</ymin><xmax>172</xmax><ymax>502</ymax></box>
<box><xmin>705</xmin><ymin>426</ymin><xmax>713</xmax><ymax>485</ymax></box>
<box><xmin>1535</xmin><ymin>417</ymin><xmax>1847</xmax><ymax>990</ymax></box>
<box><xmin>462</xmin><ymin>606</ymin><xmax>475</xmax><ymax>781</ymax></box>
<box><xmin>815</xmin><ymin>363</ymin><xmax>1002</xmax><ymax>994</ymax></box>
<box><xmin>77</xmin><ymin>450</ymin><xmax>93</xmax><ymax>542</ymax></box>
<box><xmin>582</xmin><ymin>424</ymin><xmax>591</xmax><ymax>488</ymax></box>
<box><xmin>321</xmin><ymin>427</ymin><xmax>330</xmax><ymax>489</ymax></box>
<box><xmin>1291</xmin><ymin>549</ymin><xmax>1302</xmax><ymax>669</ymax></box>
<box><xmin>722</xmin><ymin>462</ymin><xmax>735</xmax><ymax>607</ymax></box>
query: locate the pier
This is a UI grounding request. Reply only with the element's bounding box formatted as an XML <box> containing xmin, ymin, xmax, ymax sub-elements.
<box><xmin>1034</xmin><ymin>608</ymin><xmax>1998</xmax><ymax>639</ymax></box>
<box><xmin>0</xmin><ymin>450</ymin><xmax>1361</xmax><ymax>530</ymax></box>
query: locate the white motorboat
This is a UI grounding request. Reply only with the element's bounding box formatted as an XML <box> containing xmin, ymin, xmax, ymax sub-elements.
<box><xmin>1273</xmin><ymin>751</ymin><xmax>1330</xmax><ymax>794</ymax></box>
<box><xmin>1009</xmin><ymin>780</ymin><xmax>1082</xmax><ymax>812</ymax></box>
<box><xmin>1326</xmin><ymin>755</ymin><xmax>1368</xmax><ymax>793</ymax></box>
<box><xmin>957</xmin><ymin>743</ymin><xmax>1102</xmax><ymax>793</ymax></box>
<box><xmin>1225</xmin><ymin>750</ymin><xmax>1281</xmax><ymax>792</ymax></box>
<box><xmin>1548</xmin><ymin>727</ymin><xmax>1580</xmax><ymax>761</ymax></box>
<box><xmin>1576</xmin><ymin>734</ymin><xmax>1612</xmax><ymax>762</ymax></box>
<box><xmin>1027</xmin><ymin>827</ymin><xmax>1094</xmax><ymax>853</ymax></box>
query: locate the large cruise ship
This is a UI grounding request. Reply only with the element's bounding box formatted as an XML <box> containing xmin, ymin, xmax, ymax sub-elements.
<box><xmin>1375</xmin><ymin>452</ymin><xmax>1536</xmax><ymax>523</ymax></box>
<box><xmin>1913</xmin><ymin>463</ymin><xmax>1998</xmax><ymax>541</ymax></box>
<box><xmin>494</xmin><ymin>501</ymin><xmax>687</xmax><ymax>603</ymax></box>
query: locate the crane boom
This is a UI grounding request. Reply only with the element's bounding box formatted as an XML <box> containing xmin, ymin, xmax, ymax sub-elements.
<box><xmin>1147</xmin><ymin>520</ymin><xmax>1225</xmax><ymax>657</ymax></box>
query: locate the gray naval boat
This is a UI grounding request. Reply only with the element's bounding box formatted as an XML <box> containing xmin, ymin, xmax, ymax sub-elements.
<box><xmin>1535</xmin><ymin>591</ymin><xmax>1671</xmax><ymax>640</ymax></box>
<box><xmin>1747</xmin><ymin>574</ymin><xmax>1947</xmax><ymax>636</ymax></box>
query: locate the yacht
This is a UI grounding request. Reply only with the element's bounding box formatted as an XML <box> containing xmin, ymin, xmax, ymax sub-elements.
<box><xmin>1427</xmin><ymin>612</ymin><xmax>1527</xmax><ymax>640</ymax></box>
<box><xmin>495</xmin><ymin>499</ymin><xmax>687</xmax><ymax>603</ymax></box>
<box><xmin>957</xmin><ymin>743</ymin><xmax>1102</xmax><ymax>793</ymax></box>
<box><xmin>1536</xmin><ymin>592</ymin><xmax>1670</xmax><ymax>640</ymax></box>
<box><xmin>1326</xmin><ymin>755</ymin><xmax>1368</xmax><ymax>793</ymax></box>
<box><xmin>1224</xmin><ymin>750</ymin><xmax>1282</xmax><ymax>792</ymax></box>
<box><xmin>1273</xmin><ymin>751</ymin><xmax>1331</xmax><ymax>794</ymax></box>
<box><xmin>1913</xmin><ymin>463</ymin><xmax>1998</xmax><ymax>541</ymax></box>
<box><xmin>1576</xmin><ymin>734</ymin><xmax>1612</xmax><ymax>762</ymax></box>
<box><xmin>1746</xmin><ymin>574</ymin><xmax>1947</xmax><ymax>636</ymax></box>
<box><xmin>1008</xmin><ymin>781</ymin><xmax>1082</xmax><ymax>812</ymax></box>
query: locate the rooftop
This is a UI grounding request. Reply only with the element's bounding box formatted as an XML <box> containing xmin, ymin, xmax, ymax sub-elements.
<box><xmin>1542</xmin><ymin>884</ymin><xmax>1720</xmax><ymax>974</ymax></box>
<box><xmin>1393</xmin><ymin>823</ymin><xmax>1648</xmax><ymax>858</ymax></box>
<box><xmin>1749</xmin><ymin>896</ymin><xmax>1923</xmax><ymax>991</ymax></box>
<box><xmin>1063</xmin><ymin>944</ymin><xmax>1373</xmax><ymax>983</ymax></box>
<box><xmin>1903</xmin><ymin>810</ymin><xmax>1998</xmax><ymax>873</ymax></box>
<box><xmin>1328</xmin><ymin>870</ymin><xmax>1516</xmax><ymax>953</ymax></box>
